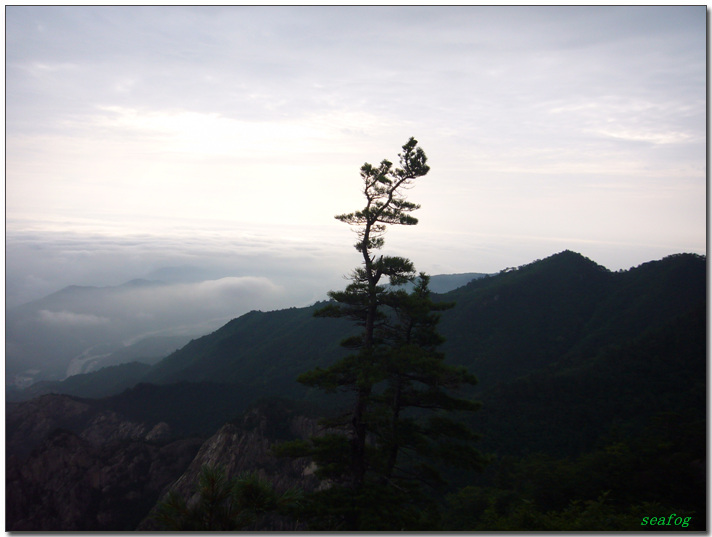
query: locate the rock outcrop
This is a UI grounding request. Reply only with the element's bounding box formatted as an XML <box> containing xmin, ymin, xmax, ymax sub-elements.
<box><xmin>7</xmin><ymin>429</ymin><xmax>203</xmax><ymax>531</ymax></box>
<box><xmin>6</xmin><ymin>394</ymin><xmax>204</xmax><ymax>530</ymax></box>
<box><xmin>7</xmin><ymin>393</ymin><xmax>325</xmax><ymax>531</ymax></box>
<box><xmin>7</xmin><ymin>394</ymin><xmax>151</xmax><ymax>459</ymax></box>
<box><xmin>138</xmin><ymin>399</ymin><xmax>324</xmax><ymax>530</ymax></box>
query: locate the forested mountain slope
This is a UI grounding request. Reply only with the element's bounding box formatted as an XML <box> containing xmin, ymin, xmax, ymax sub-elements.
<box><xmin>143</xmin><ymin>250</ymin><xmax>705</xmax><ymax>400</ymax></box>
<box><xmin>142</xmin><ymin>305</ymin><xmax>353</xmax><ymax>394</ymax></box>
<box><xmin>11</xmin><ymin>251</ymin><xmax>705</xmax><ymax>411</ymax></box>
<box><xmin>437</xmin><ymin>250</ymin><xmax>704</xmax><ymax>385</ymax></box>
<box><xmin>467</xmin><ymin>299</ymin><xmax>706</xmax><ymax>456</ymax></box>
<box><xmin>7</xmin><ymin>250</ymin><xmax>706</xmax><ymax>531</ymax></box>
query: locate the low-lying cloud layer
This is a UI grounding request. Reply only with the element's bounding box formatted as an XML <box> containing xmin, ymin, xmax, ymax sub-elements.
<box><xmin>6</xmin><ymin>219</ymin><xmax>352</xmax><ymax>309</ymax></box>
<box><xmin>5</xmin><ymin>222</ymin><xmax>359</xmax><ymax>385</ymax></box>
<box><xmin>38</xmin><ymin>309</ymin><xmax>111</xmax><ymax>327</ymax></box>
<box><xmin>6</xmin><ymin>215</ymin><xmax>704</xmax><ymax>389</ymax></box>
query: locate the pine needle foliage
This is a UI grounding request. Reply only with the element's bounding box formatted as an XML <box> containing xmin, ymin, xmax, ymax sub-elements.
<box><xmin>152</xmin><ymin>465</ymin><xmax>301</xmax><ymax>531</ymax></box>
<box><xmin>278</xmin><ymin>138</ymin><xmax>484</xmax><ymax>530</ymax></box>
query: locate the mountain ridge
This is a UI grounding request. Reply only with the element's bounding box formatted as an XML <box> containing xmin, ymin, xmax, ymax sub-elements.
<box><xmin>9</xmin><ymin>250</ymin><xmax>704</xmax><ymax>405</ymax></box>
<box><xmin>6</xmin><ymin>249</ymin><xmax>706</xmax><ymax>530</ymax></box>
<box><xmin>6</xmin><ymin>270</ymin><xmax>485</xmax><ymax>387</ymax></box>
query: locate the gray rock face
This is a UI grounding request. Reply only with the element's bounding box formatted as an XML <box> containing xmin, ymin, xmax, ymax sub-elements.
<box><xmin>7</xmin><ymin>394</ymin><xmax>150</xmax><ymax>458</ymax></box>
<box><xmin>175</xmin><ymin>409</ymin><xmax>319</xmax><ymax>490</ymax></box>
<box><xmin>7</xmin><ymin>394</ymin><xmax>324</xmax><ymax>531</ymax></box>
<box><xmin>7</xmin><ymin>429</ymin><xmax>203</xmax><ymax>531</ymax></box>
<box><xmin>138</xmin><ymin>403</ymin><xmax>324</xmax><ymax>530</ymax></box>
<box><xmin>6</xmin><ymin>394</ymin><xmax>204</xmax><ymax>531</ymax></box>
<box><xmin>145</xmin><ymin>421</ymin><xmax>172</xmax><ymax>442</ymax></box>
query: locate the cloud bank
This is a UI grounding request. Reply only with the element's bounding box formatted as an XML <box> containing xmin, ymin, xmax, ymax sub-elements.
<box><xmin>38</xmin><ymin>310</ymin><xmax>111</xmax><ymax>327</ymax></box>
<box><xmin>6</xmin><ymin>6</ymin><xmax>705</xmax><ymax>269</ymax></box>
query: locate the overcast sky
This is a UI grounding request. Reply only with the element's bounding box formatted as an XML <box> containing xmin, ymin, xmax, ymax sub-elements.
<box><xmin>6</xmin><ymin>6</ymin><xmax>706</xmax><ymax>308</ymax></box>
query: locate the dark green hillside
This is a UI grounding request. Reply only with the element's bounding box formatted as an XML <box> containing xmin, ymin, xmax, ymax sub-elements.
<box><xmin>122</xmin><ymin>250</ymin><xmax>704</xmax><ymax>458</ymax></box>
<box><xmin>437</xmin><ymin>250</ymin><xmax>613</xmax><ymax>384</ymax></box>
<box><xmin>398</xmin><ymin>272</ymin><xmax>487</xmax><ymax>293</ymax></box>
<box><xmin>433</xmin><ymin>253</ymin><xmax>706</xmax><ymax>530</ymax></box>
<box><xmin>146</xmin><ymin>251</ymin><xmax>622</xmax><ymax>393</ymax></box>
<box><xmin>437</xmin><ymin>251</ymin><xmax>704</xmax><ymax>385</ymax></box>
<box><xmin>95</xmin><ymin>381</ymin><xmax>258</xmax><ymax>438</ymax></box>
<box><xmin>442</xmin><ymin>300</ymin><xmax>706</xmax><ymax>530</ymax></box>
<box><xmin>570</xmin><ymin>252</ymin><xmax>706</xmax><ymax>361</ymax></box>
<box><xmin>26</xmin><ymin>251</ymin><xmax>704</xmax><ymax>413</ymax></box>
<box><xmin>144</xmin><ymin>305</ymin><xmax>353</xmax><ymax>397</ymax></box>
<box><xmin>469</xmin><ymin>300</ymin><xmax>706</xmax><ymax>458</ymax></box>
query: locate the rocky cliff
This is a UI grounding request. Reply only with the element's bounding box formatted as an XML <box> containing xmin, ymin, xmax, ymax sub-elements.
<box><xmin>6</xmin><ymin>394</ymin><xmax>204</xmax><ymax>530</ymax></box>
<box><xmin>138</xmin><ymin>398</ymin><xmax>325</xmax><ymax>530</ymax></box>
<box><xmin>7</xmin><ymin>393</ymin><xmax>323</xmax><ymax>531</ymax></box>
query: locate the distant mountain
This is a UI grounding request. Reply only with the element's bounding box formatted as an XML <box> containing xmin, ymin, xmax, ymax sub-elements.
<box><xmin>14</xmin><ymin>250</ymin><xmax>702</xmax><ymax>422</ymax></box>
<box><xmin>6</xmin><ymin>271</ymin><xmax>484</xmax><ymax>388</ymax></box>
<box><xmin>6</xmin><ymin>279</ymin><xmax>194</xmax><ymax>384</ymax></box>
<box><xmin>12</xmin><ymin>252</ymin><xmax>704</xmax><ymax>407</ymax></box>
<box><xmin>139</xmin><ymin>251</ymin><xmax>704</xmax><ymax>397</ymax></box>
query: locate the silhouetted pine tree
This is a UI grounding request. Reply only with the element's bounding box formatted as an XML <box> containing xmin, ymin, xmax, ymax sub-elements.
<box><xmin>277</xmin><ymin>139</ymin><xmax>484</xmax><ymax>530</ymax></box>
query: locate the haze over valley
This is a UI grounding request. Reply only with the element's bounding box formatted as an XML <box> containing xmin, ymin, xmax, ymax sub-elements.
<box><xmin>7</xmin><ymin>262</ymin><xmax>483</xmax><ymax>387</ymax></box>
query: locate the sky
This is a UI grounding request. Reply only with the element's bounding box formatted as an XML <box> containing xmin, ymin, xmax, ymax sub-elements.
<box><xmin>5</xmin><ymin>6</ymin><xmax>707</xmax><ymax>310</ymax></box>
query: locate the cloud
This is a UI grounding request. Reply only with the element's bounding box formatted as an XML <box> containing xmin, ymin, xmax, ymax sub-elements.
<box><xmin>89</xmin><ymin>105</ymin><xmax>362</xmax><ymax>160</ymax></box>
<box><xmin>192</xmin><ymin>276</ymin><xmax>282</xmax><ymax>301</ymax></box>
<box><xmin>5</xmin><ymin>6</ymin><xmax>705</xmax><ymax>304</ymax></box>
<box><xmin>38</xmin><ymin>309</ymin><xmax>111</xmax><ymax>326</ymax></box>
<box><xmin>111</xmin><ymin>276</ymin><xmax>285</xmax><ymax>317</ymax></box>
<box><xmin>5</xmin><ymin>220</ymin><xmax>352</xmax><ymax>308</ymax></box>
